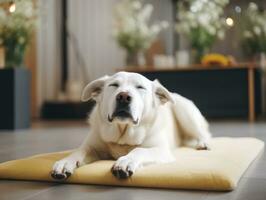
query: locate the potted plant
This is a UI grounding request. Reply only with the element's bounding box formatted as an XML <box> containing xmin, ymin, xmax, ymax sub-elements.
<box><xmin>175</xmin><ymin>0</ymin><xmax>229</xmax><ymax>63</ymax></box>
<box><xmin>112</xmin><ymin>0</ymin><xmax>168</xmax><ymax>67</ymax></box>
<box><xmin>238</xmin><ymin>2</ymin><xmax>266</xmax><ymax>115</ymax></box>
<box><xmin>240</xmin><ymin>2</ymin><xmax>266</xmax><ymax>68</ymax></box>
<box><xmin>0</xmin><ymin>0</ymin><xmax>36</xmax><ymax>129</ymax></box>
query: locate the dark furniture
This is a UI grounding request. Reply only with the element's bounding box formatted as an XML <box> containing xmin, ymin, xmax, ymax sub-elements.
<box><xmin>125</xmin><ymin>64</ymin><xmax>262</xmax><ymax>121</ymax></box>
<box><xmin>0</xmin><ymin>68</ymin><xmax>30</xmax><ymax>129</ymax></box>
<box><xmin>41</xmin><ymin>100</ymin><xmax>95</xmax><ymax>120</ymax></box>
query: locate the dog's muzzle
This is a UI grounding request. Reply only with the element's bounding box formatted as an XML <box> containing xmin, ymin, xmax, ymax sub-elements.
<box><xmin>108</xmin><ymin>92</ymin><xmax>138</xmax><ymax>124</ymax></box>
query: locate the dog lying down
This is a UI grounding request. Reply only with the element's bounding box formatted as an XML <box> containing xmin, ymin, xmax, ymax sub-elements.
<box><xmin>51</xmin><ymin>71</ymin><xmax>211</xmax><ymax>180</ymax></box>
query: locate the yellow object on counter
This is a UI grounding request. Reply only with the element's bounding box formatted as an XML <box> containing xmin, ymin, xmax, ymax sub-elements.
<box><xmin>201</xmin><ymin>54</ymin><xmax>230</xmax><ymax>66</ymax></box>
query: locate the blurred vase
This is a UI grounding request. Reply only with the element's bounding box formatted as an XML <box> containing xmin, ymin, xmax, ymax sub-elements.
<box><xmin>154</xmin><ymin>54</ymin><xmax>175</xmax><ymax>69</ymax></box>
<box><xmin>191</xmin><ymin>47</ymin><xmax>209</xmax><ymax>64</ymax></box>
<box><xmin>4</xmin><ymin>42</ymin><xmax>27</xmax><ymax>68</ymax></box>
<box><xmin>259</xmin><ymin>52</ymin><xmax>266</xmax><ymax>70</ymax></box>
<box><xmin>126</xmin><ymin>51</ymin><xmax>146</xmax><ymax>67</ymax></box>
<box><xmin>176</xmin><ymin>50</ymin><xmax>189</xmax><ymax>67</ymax></box>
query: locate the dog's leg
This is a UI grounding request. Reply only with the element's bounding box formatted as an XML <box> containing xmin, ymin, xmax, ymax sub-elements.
<box><xmin>111</xmin><ymin>147</ymin><xmax>175</xmax><ymax>179</ymax></box>
<box><xmin>171</xmin><ymin>93</ymin><xmax>211</xmax><ymax>150</ymax></box>
<box><xmin>51</xmin><ymin>147</ymin><xmax>98</xmax><ymax>180</ymax></box>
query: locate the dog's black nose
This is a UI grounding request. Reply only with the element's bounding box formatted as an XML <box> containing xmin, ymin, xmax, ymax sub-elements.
<box><xmin>116</xmin><ymin>92</ymin><xmax>132</xmax><ymax>104</ymax></box>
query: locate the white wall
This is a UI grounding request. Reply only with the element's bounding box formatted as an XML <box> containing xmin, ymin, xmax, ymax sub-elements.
<box><xmin>37</xmin><ymin>0</ymin><xmax>62</xmax><ymax>111</ymax></box>
<box><xmin>67</xmin><ymin>0</ymin><xmax>124</xmax><ymax>84</ymax></box>
<box><xmin>67</xmin><ymin>0</ymin><xmax>174</xmax><ymax>84</ymax></box>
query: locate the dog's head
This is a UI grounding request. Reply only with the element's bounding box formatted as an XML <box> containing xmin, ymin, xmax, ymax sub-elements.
<box><xmin>81</xmin><ymin>72</ymin><xmax>173</xmax><ymax>125</ymax></box>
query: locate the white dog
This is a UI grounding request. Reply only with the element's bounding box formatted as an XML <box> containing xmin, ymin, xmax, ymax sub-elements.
<box><xmin>51</xmin><ymin>72</ymin><xmax>211</xmax><ymax>180</ymax></box>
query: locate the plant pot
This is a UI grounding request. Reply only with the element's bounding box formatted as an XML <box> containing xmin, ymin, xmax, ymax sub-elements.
<box><xmin>0</xmin><ymin>68</ymin><xmax>30</xmax><ymax>129</ymax></box>
<box><xmin>190</xmin><ymin>48</ymin><xmax>210</xmax><ymax>64</ymax></box>
<box><xmin>4</xmin><ymin>43</ymin><xmax>27</xmax><ymax>68</ymax></box>
<box><xmin>126</xmin><ymin>51</ymin><xmax>146</xmax><ymax>67</ymax></box>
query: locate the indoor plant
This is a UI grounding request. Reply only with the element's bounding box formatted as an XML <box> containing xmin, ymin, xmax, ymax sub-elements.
<box><xmin>113</xmin><ymin>0</ymin><xmax>168</xmax><ymax>67</ymax></box>
<box><xmin>0</xmin><ymin>0</ymin><xmax>36</xmax><ymax>68</ymax></box>
<box><xmin>240</xmin><ymin>2</ymin><xmax>266</xmax><ymax>66</ymax></box>
<box><xmin>0</xmin><ymin>0</ymin><xmax>36</xmax><ymax>129</ymax></box>
<box><xmin>176</xmin><ymin>0</ymin><xmax>229</xmax><ymax>63</ymax></box>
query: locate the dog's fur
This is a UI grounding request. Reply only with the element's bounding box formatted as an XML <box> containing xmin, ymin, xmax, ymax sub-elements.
<box><xmin>51</xmin><ymin>72</ymin><xmax>211</xmax><ymax>180</ymax></box>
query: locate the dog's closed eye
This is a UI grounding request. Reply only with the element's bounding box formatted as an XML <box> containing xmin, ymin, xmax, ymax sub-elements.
<box><xmin>136</xmin><ymin>85</ymin><xmax>146</xmax><ymax>90</ymax></box>
<box><xmin>109</xmin><ymin>83</ymin><xmax>119</xmax><ymax>87</ymax></box>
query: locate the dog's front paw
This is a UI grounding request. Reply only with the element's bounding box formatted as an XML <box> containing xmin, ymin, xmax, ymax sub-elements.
<box><xmin>184</xmin><ymin>139</ymin><xmax>211</xmax><ymax>150</ymax></box>
<box><xmin>51</xmin><ymin>159</ymin><xmax>78</xmax><ymax>180</ymax></box>
<box><xmin>111</xmin><ymin>157</ymin><xmax>139</xmax><ymax>179</ymax></box>
<box><xmin>196</xmin><ymin>140</ymin><xmax>211</xmax><ymax>150</ymax></box>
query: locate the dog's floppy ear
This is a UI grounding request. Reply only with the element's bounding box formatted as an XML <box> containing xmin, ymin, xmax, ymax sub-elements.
<box><xmin>153</xmin><ymin>79</ymin><xmax>174</xmax><ymax>104</ymax></box>
<box><xmin>81</xmin><ymin>75</ymin><xmax>109</xmax><ymax>102</ymax></box>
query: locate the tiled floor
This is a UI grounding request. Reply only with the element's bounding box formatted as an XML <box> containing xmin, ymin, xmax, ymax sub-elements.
<box><xmin>0</xmin><ymin>120</ymin><xmax>265</xmax><ymax>200</ymax></box>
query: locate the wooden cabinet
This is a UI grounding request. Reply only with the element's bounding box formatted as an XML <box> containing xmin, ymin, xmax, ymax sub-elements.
<box><xmin>125</xmin><ymin>65</ymin><xmax>262</xmax><ymax>121</ymax></box>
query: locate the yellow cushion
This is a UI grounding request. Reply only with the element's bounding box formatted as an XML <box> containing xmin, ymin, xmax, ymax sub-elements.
<box><xmin>0</xmin><ymin>137</ymin><xmax>264</xmax><ymax>191</ymax></box>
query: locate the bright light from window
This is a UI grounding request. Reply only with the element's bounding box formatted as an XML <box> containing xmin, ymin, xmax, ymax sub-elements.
<box><xmin>226</xmin><ymin>17</ymin><xmax>234</xmax><ymax>26</ymax></box>
<box><xmin>9</xmin><ymin>3</ymin><xmax>16</xmax><ymax>13</ymax></box>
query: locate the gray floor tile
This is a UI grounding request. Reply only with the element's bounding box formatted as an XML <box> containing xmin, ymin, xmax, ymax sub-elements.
<box><xmin>0</xmin><ymin>181</ymin><xmax>56</xmax><ymax>200</ymax></box>
<box><xmin>206</xmin><ymin>178</ymin><xmax>266</xmax><ymax>200</ymax></box>
<box><xmin>25</xmin><ymin>184</ymin><xmax>208</xmax><ymax>200</ymax></box>
<box><xmin>243</xmin><ymin>158</ymin><xmax>266</xmax><ymax>179</ymax></box>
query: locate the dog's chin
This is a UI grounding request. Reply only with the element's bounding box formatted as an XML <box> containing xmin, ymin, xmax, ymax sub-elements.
<box><xmin>108</xmin><ymin>111</ymin><xmax>139</xmax><ymax>125</ymax></box>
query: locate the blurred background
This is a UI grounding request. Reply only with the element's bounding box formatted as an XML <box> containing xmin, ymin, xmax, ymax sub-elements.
<box><xmin>0</xmin><ymin>0</ymin><xmax>266</xmax><ymax>129</ymax></box>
